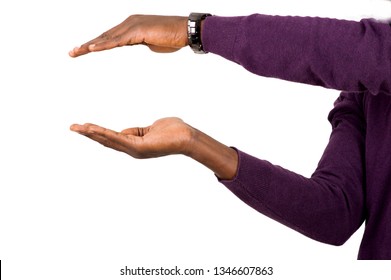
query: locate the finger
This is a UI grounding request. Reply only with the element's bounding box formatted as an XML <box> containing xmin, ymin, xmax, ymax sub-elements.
<box><xmin>71</xmin><ymin>123</ymin><xmax>120</xmax><ymax>139</ymax></box>
<box><xmin>82</xmin><ymin>131</ymin><xmax>129</xmax><ymax>152</ymax></box>
<box><xmin>69</xmin><ymin>21</ymin><xmax>131</xmax><ymax>57</ymax></box>
<box><xmin>71</xmin><ymin>123</ymin><xmax>140</xmax><ymax>147</ymax></box>
<box><xmin>70</xmin><ymin>123</ymin><xmax>83</xmax><ymax>132</ymax></box>
<box><xmin>85</xmin><ymin>33</ymin><xmax>135</xmax><ymax>53</ymax></box>
<box><xmin>70</xmin><ymin>36</ymin><xmax>128</xmax><ymax>57</ymax></box>
<box><xmin>68</xmin><ymin>41</ymin><xmax>95</xmax><ymax>58</ymax></box>
<box><xmin>69</xmin><ymin>36</ymin><xmax>108</xmax><ymax>57</ymax></box>
<box><xmin>71</xmin><ymin>123</ymin><xmax>152</xmax><ymax>158</ymax></box>
<box><xmin>71</xmin><ymin>123</ymin><xmax>130</xmax><ymax>152</ymax></box>
<box><xmin>70</xmin><ymin>123</ymin><xmax>97</xmax><ymax>133</ymax></box>
<box><xmin>68</xmin><ymin>31</ymin><xmax>113</xmax><ymax>57</ymax></box>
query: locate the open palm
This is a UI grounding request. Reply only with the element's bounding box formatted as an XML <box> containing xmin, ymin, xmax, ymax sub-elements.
<box><xmin>70</xmin><ymin>117</ymin><xmax>194</xmax><ymax>158</ymax></box>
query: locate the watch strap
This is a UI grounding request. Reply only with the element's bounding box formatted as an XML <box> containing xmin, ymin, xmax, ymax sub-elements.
<box><xmin>188</xmin><ymin>13</ymin><xmax>211</xmax><ymax>54</ymax></box>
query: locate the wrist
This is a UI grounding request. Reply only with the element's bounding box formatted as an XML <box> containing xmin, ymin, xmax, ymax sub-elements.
<box><xmin>181</xmin><ymin>125</ymin><xmax>199</xmax><ymax>157</ymax></box>
<box><xmin>184</xmin><ymin>126</ymin><xmax>238</xmax><ymax>180</ymax></box>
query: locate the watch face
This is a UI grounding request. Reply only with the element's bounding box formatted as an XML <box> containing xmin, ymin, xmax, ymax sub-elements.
<box><xmin>188</xmin><ymin>20</ymin><xmax>197</xmax><ymax>35</ymax></box>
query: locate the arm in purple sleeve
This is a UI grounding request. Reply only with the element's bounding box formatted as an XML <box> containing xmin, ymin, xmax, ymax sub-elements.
<box><xmin>203</xmin><ymin>15</ymin><xmax>391</xmax><ymax>95</ymax></box>
<box><xmin>220</xmin><ymin>92</ymin><xmax>366</xmax><ymax>245</ymax></box>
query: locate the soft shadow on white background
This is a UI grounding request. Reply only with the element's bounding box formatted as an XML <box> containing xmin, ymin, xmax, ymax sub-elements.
<box><xmin>1</xmin><ymin>1</ymin><xmax>390</xmax><ymax>279</ymax></box>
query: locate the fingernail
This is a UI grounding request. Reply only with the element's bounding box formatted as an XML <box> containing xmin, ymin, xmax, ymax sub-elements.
<box><xmin>69</xmin><ymin>47</ymin><xmax>78</xmax><ymax>57</ymax></box>
<box><xmin>89</xmin><ymin>44</ymin><xmax>96</xmax><ymax>51</ymax></box>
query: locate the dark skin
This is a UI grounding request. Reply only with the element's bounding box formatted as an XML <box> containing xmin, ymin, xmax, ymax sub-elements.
<box><xmin>69</xmin><ymin>15</ymin><xmax>238</xmax><ymax>180</ymax></box>
<box><xmin>69</xmin><ymin>15</ymin><xmax>188</xmax><ymax>57</ymax></box>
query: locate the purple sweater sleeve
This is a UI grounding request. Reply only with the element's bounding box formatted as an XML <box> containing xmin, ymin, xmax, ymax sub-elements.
<box><xmin>220</xmin><ymin>92</ymin><xmax>366</xmax><ymax>245</ymax></box>
<box><xmin>202</xmin><ymin>15</ymin><xmax>373</xmax><ymax>245</ymax></box>
<box><xmin>202</xmin><ymin>15</ymin><xmax>391</xmax><ymax>95</ymax></box>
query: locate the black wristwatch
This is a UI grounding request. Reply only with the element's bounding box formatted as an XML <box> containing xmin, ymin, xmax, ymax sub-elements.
<box><xmin>188</xmin><ymin>13</ymin><xmax>211</xmax><ymax>54</ymax></box>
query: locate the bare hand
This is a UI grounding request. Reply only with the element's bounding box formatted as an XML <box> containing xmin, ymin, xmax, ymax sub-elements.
<box><xmin>69</xmin><ymin>15</ymin><xmax>188</xmax><ymax>57</ymax></box>
<box><xmin>70</xmin><ymin>117</ymin><xmax>238</xmax><ymax>180</ymax></box>
<box><xmin>70</xmin><ymin>117</ymin><xmax>194</xmax><ymax>158</ymax></box>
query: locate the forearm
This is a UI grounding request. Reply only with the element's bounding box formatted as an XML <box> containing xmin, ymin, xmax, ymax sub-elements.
<box><xmin>220</xmin><ymin>150</ymin><xmax>364</xmax><ymax>245</ymax></box>
<box><xmin>218</xmin><ymin>92</ymin><xmax>366</xmax><ymax>245</ymax></box>
<box><xmin>185</xmin><ymin>126</ymin><xmax>364</xmax><ymax>245</ymax></box>
<box><xmin>185</xmin><ymin>127</ymin><xmax>238</xmax><ymax>180</ymax></box>
<box><xmin>203</xmin><ymin>15</ymin><xmax>391</xmax><ymax>95</ymax></box>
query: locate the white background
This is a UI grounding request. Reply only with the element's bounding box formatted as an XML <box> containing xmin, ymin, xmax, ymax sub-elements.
<box><xmin>1</xmin><ymin>0</ymin><xmax>391</xmax><ymax>279</ymax></box>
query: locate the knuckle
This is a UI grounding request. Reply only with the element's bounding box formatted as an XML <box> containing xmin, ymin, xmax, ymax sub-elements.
<box><xmin>100</xmin><ymin>32</ymin><xmax>111</xmax><ymax>40</ymax></box>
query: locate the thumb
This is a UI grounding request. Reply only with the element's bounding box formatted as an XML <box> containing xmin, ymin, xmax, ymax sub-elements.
<box><xmin>121</xmin><ymin>126</ymin><xmax>150</xmax><ymax>137</ymax></box>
